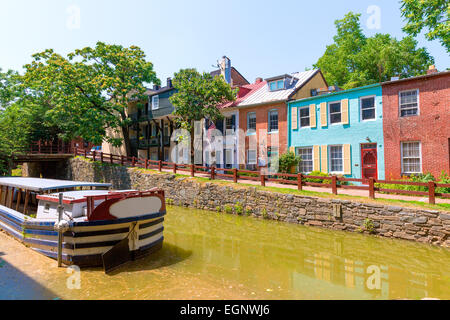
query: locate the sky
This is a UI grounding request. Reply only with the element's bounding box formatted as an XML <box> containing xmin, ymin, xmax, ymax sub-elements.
<box><xmin>0</xmin><ymin>0</ymin><xmax>448</xmax><ymax>84</ymax></box>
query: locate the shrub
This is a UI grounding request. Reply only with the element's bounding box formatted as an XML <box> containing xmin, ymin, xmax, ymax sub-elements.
<box><xmin>234</xmin><ymin>202</ymin><xmax>243</xmax><ymax>215</ymax></box>
<box><xmin>375</xmin><ymin>172</ymin><xmax>450</xmax><ymax>195</ymax></box>
<box><xmin>278</xmin><ymin>152</ymin><xmax>301</xmax><ymax>174</ymax></box>
<box><xmin>303</xmin><ymin>171</ymin><xmax>331</xmax><ymax>184</ymax></box>
<box><xmin>224</xmin><ymin>205</ymin><xmax>233</xmax><ymax>214</ymax></box>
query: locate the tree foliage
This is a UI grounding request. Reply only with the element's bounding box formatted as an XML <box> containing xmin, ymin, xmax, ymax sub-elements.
<box><xmin>170</xmin><ymin>69</ymin><xmax>236</xmax><ymax>130</ymax></box>
<box><xmin>278</xmin><ymin>152</ymin><xmax>301</xmax><ymax>174</ymax></box>
<box><xmin>315</xmin><ymin>12</ymin><xmax>435</xmax><ymax>89</ymax></box>
<box><xmin>401</xmin><ymin>0</ymin><xmax>450</xmax><ymax>53</ymax></box>
<box><xmin>22</xmin><ymin>42</ymin><xmax>159</xmax><ymax>156</ymax></box>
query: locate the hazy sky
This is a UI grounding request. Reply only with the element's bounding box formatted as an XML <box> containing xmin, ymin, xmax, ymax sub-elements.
<box><xmin>0</xmin><ymin>0</ymin><xmax>448</xmax><ymax>84</ymax></box>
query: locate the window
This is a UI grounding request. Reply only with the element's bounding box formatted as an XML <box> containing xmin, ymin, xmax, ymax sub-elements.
<box><xmin>399</xmin><ymin>90</ymin><xmax>419</xmax><ymax>116</ymax></box>
<box><xmin>329</xmin><ymin>145</ymin><xmax>343</xmax><ymax>173</ymax></box>
<box><xmin>247</xmin><ymin>112</ymin><xmax>256</xmax><ymax>134</ymax></box>
<box><xmin>269</xmin><ymin>79</ymin><xmax>285</xmax><ymax>91</ymax></box>
<box><xmin>297</xmin><ymin>147</ymin><xmax>313</xmax><ymax>173</ymax></box>
<box><xmin>299</xmin><ymin>107</ymin><xmax>310</xmax><ymax>127</ymax></box>
<box><xmin>152</xmin><ymin>95</ymin><xmax>159</xmax><ymax>110</ymax></box>
<box><xmin>268</xmin><ymin>110</ymin><xmax>278</xmax><ymax>132</ymax></box>
<box><xmin>151</xmin><ymin>124</ymin><xmax>157</xmax><ymax>137</ymax></box>
<box><xmin>329</xmin><ymin>102</ymin><xmax>341</xmax><ymax>124</ymax></box>
<box><xmin>225</xmin><ymin>117</ymin><xmax>234</xmax><ymax>130</ymax></box>
<box><xmin>247</xmin><ymin>149</ymin><xmax>257</xmax><ymax>165</ymax></box>
<box><xmin>401</xmin><ymin>142</ymin><xmax>421</xmax><ymax>174</ymax></box>
<box><xmin>361</xmin><ymin>96</ymin><xmax>376</xmax><ymax>120</ymax></box>
<box><xmin>43</xmin><ymin>203</ymin><xmax>50</xmax><ymax>213</ymax></box>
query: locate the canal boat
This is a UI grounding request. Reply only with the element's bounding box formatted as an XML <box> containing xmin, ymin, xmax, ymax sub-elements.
<box><xmin>0</xmin><ymin>177</ymin><xmax>166</xmax><ymax>272</ymax></box>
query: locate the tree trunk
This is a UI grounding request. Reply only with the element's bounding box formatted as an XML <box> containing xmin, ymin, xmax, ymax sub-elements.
<box><xmin>190</xmin><ymin>126</ymin><xmax>195</xmax><ymax>165</ymax></box>
<box><xmin>121</xmin><ymin>125</ymin><xmax>131</xmax><ymax>157</ymax></box>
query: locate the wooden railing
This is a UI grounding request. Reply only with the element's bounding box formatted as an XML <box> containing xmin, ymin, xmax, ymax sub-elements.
<box><xmin>73</xmin><ymin>148</ymin><xmax>450</xmax><ymax>205</ymax></box>
<box><xmin>17</xmin><ymin>141</ymin><xmax>73</xmax><ymax>155</ymax></box>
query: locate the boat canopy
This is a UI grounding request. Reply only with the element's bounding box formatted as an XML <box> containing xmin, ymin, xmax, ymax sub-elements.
<box><xmin>0</xmin><ymin>177</ymin><xmax>111</xmax><ymax>192</ymax></box>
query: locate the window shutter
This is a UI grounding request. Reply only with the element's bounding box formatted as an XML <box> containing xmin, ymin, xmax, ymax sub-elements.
<box><xmin>310</xmin><ymin>104</ymin><xmax>316</xmax><ymax>128</ymax></box>
<box><xmin>321</xmin><ymin>145</ymin><xmax>328</xmax><ymax>173</ymax></box>
<box><xmin>342</xmin><ymin>99</ymin><xmax>349</xmax><ymax>124</ymax></box>
<box><xmin>292</xmin><ymin>107</ymin><xmax>298</xmax><ymax>130</ymax></box>
<box><xmin>320</xmin><ymin>102</ymin><xmax>327</xmax><ymax>127</ymax></box>
<box><xmin>343</xmin><ymin>144</ymin><xmax>351</xmax><ymax>175</ymax></box>
<box><xmin>313</xmin><ymin>145</ymin><xmax>320</xmax><ymax>171</ymax></box>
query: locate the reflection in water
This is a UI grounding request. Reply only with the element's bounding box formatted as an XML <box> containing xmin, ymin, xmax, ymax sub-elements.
<box><xmin>0</xmin><ymin>206</ymin><xmax>449</xmax><ymax>300</ymax></box>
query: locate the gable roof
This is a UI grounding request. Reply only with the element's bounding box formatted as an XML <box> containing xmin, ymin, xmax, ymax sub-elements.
<box><xmin>238</xmin><ymin>69</ymin><xmax>320</xmax><ymax>107</ymax></box>
<box><xmin>210</xmin><ymin>67</ymin><xmax>250</xmax><ymax>86</ymax></box>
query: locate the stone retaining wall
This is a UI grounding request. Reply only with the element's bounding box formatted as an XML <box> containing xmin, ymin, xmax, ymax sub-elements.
<box><xmin>67</xmin><ymin>157</ymin><xmax>450</xmax><ymax>247</ymax></box>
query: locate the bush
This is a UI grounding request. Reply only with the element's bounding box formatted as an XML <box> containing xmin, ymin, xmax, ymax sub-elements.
<box><xmin>303</xmin><ymin>171</ymin><xmax>331</xmax><ymax>184</ymax></box>
<box><xmin>278</xmin><ymin>152</ymin><xmax>301</xmax><ymax>174</ymax></box>
<box><xmin>375</xmin><ymin>172</ymin><xmax>450</xmax><ymax>195</ymax></box>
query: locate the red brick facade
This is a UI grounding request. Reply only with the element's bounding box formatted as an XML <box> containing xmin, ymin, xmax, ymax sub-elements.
<box><xmin>239</xmin><ymin>102</ymin><xmax>288</xmax><ymax>166</ymax></box>
<box><xmin>382</xmin><ymin>72</ymin><xmax>450</xmax><ymax>179</ymax></box>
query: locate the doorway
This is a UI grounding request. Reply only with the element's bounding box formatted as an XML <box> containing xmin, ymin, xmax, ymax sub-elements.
<box><xmin>361</xmin><ymin>143</ymin><xmax>378</xmax><ymax>181</ymax></box>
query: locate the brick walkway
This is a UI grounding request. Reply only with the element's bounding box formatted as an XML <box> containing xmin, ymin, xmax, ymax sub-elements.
<box><xmin>154</xmin><ymin>167</ymin><xmax>450</xmax><ymax>205</ymax></box>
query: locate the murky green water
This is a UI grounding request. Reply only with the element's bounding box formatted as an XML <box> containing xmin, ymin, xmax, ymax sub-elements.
<box><xmin>1</xmin><ymin>206</ymin><xmax>449</xmax><ymax>300</ymax></box>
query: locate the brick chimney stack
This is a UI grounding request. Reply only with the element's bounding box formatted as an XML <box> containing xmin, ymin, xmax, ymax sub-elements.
<box><xmin>427</xmin><ymin>65</ymin><xmax>438</xmax><ymax>75</ymax></box>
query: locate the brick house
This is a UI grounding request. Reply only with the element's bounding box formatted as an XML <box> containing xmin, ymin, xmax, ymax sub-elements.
<box><xmin>236</xmin><ymin>70</ymin><xmax>328</xmax><ymax>169</ymax></box>
<box><xmin>382</xmin><ymin>68</ymin><xmax>450</xmax><ymax>179</ymax></box>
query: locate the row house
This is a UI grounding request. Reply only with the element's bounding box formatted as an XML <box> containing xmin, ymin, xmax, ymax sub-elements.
<box><xmin>288</xmin><ymin>84</ymin><xmax>385</xmax><ymax>180</ymax></box>
<box><xmin>232</xmin><ymin>69</ymin><xmax>328</xmax><ymax>169</ymax></box>
<box><xmin>381</xmin><ymin>68</ymin><xmax>450</xmax><ymax>179</ymax></box>
<box><xmin>103</xmin><ymin>56</ymin><xmax>249</xmax><ymax>162</ymax></box>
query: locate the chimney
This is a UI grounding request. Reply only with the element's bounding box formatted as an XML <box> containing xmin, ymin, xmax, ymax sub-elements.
<box><xmin>153</xmin><ymin>84</ymin><xmax>160</xmax><ymax>91</ymax></box>
<box><xmin>167</xmin><ymin>77</ymin><xmax>172</xmax><ymax>88</ymax></box>
<box><xmin>255</xmin><ymin>77</ymin><xmax>263</xmax><ymax>84</ymax></box>
<box><xmin>220</xmin><ymin>56</ymin><xmax>232</xmax><ymax>84</ymax></box>
<box><xmin>427</xmin><ymin>65</ymin><xmax>438</xmax><ymax>75</ymax></box>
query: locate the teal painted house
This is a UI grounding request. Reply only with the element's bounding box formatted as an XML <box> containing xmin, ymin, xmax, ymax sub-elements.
<box><xmin>287</xmin><ymin>84</ymin><xmax>385</xmax><ymax>180</ymax></box>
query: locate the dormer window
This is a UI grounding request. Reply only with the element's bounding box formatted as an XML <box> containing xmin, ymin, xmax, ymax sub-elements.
<box><xmin>269</xmin><ymin>79</ymin><xmax>285</xmax><ymax>91</ymax></box>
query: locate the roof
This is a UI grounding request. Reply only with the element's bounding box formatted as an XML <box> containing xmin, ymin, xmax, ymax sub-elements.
<box><xmin>210</xmin><ymin>67</ymin><xmax>250</xmax><ymax>86</ymax></box>
<box><xmin>238</xmin><ymin>69</ymin><xmax>320</xmax><ymax>107</ymax></box>
<box><xmin>0</xmin><ymin>178</ymin><xmax>111</xmax><ymax>192</ymax></box>
<box><xmin>288</xmin><ymin>83</ymin><xmax>381</xmax><ymax>105</ymax></box>
<box><xmin>36</xmin><ymin>190</ymin><xmax>135</xmax><ymax>204</ymax></box>
<box><xmin>218</xmin><ymin>81</ymin><xmax>267</xmax><ymax>109</ymax></box>
<box><xmin>381</xmin><ymin>70</ymin><xmax>450</xmax><ymax>86</ymax></box>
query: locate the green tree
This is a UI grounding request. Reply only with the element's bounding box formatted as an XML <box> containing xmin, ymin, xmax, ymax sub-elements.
<box><xmin>169</xmin><ymin>69</ymin><xmax>236</xmax><ymax>162</ymax></box>
<box><xmin>401</xmin><ymin>0</ymin><xmax>450</xmax><ymax>53</ymax></box>
<box><xmin>22</xmin><ymin>42</ymin><xmax>159</xmax><ymax>156</ymax></box>
<box><xmin>315</xmin><ymin>12</ymin><xmax>434</xmax><ymax>89</ymax></box>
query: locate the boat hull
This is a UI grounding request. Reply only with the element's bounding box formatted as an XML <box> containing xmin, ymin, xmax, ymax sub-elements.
<box><xmin>0</xmin><ymin>205</ymin><xmax>165</xmax><ymax>267</ymax></box>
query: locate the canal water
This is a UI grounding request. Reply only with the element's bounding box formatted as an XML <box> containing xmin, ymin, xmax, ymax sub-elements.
<box><xmin>0</xmin><ymin>206</ymin><xmax>449</xmax><ymax>300</ymax></box>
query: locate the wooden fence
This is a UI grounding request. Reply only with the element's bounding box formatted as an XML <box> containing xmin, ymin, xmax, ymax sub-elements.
<box><xmin>73</xmin><ymin>148</ymin><xmax>450</xmax><ymax>205</ymax></box>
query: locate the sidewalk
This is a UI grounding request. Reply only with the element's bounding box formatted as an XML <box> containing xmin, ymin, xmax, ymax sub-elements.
<box><xmin>151</xmin><ymin>167</ymin><xmax>450</xmax><ymax>205</ymax></box>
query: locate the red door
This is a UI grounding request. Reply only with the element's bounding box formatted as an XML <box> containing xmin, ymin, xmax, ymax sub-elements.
<box><xmin>361</xmin><ymin>144</ymin><xmax>378</xmax><ymax>181</ymax></box>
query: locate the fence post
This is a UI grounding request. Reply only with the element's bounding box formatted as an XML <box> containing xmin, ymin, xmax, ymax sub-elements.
<box><xmin>190</xmin><ymin>164</ymin><xmax>195</xmax><ymax>177</ymax></box>
<box><xmin>84</xmin><ymin>149</ymin><xmax>87</xmax><ymax>158</ymax></box>
<box><xmin>428</xmin><ymin>181</ymin><xmax>436</xmax><ymax>205</ymax></box>
<box><xmin>132</xmin><ymin>156</ymin><xmax>136</xmax><ymax>167</ymax></box>
<box><xmin>260</xmin><ymin>173</ymin><xmax>265</xmax><ymax>187</ymax></box>
<box><xmin>93</xmin><ymin>151</ymin><xmax>96</xmax><ymax>162</ymax></box>
<box><xmin>121</xmin><ymin>155</ymin><xmax>124</xmax><ymax>166</ymax></box>
<box><xmin>110</xmin><ymin>154</ymin><xmax>113</xmax><ymax>164</ymax></box>
<box><xmin>173</xmin><ymin>163</ymin><xmax>177</xmax><ymax>174</ymax></box>
<box><xmin>38</xmin><ymin>141</ymin><xmax>41</xmax><ymax>153</ymax></box>
<box><xmin>233</xmin><ymin>168</ymin><xmax>238</xmax><ymax>183</ymax></box>
<box><xmin>297</xmin><ymin>173</ymin><xmax>303</xmax><ymax>191</ymax></box>
<box><xmin>369</xmin><ymin>177</ymin><xmax>375</xmax><ymax>199</ymax></box>
<box><xmin>210</xmin><ymin>166</ymin><xmax>215</xmax><ymax>180</ymax></box>
<box><xmin>331</xmin><ymin>176</ymin><xmax>337</xmax><ymax>195</ymax></box>
<box><xmin>158</xmin><ymin>160</ymin><xmax>162</xmax><ymax>172</ymax></box>
<box><xmin>145</xmin><ymin>159</ymin><xmax>148</xmax><ymax>170</ymax></box>
<box><xmin>100</xmin><ymin>152</ymin><xmax>104</xmax><ymax>163</ymax></box>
